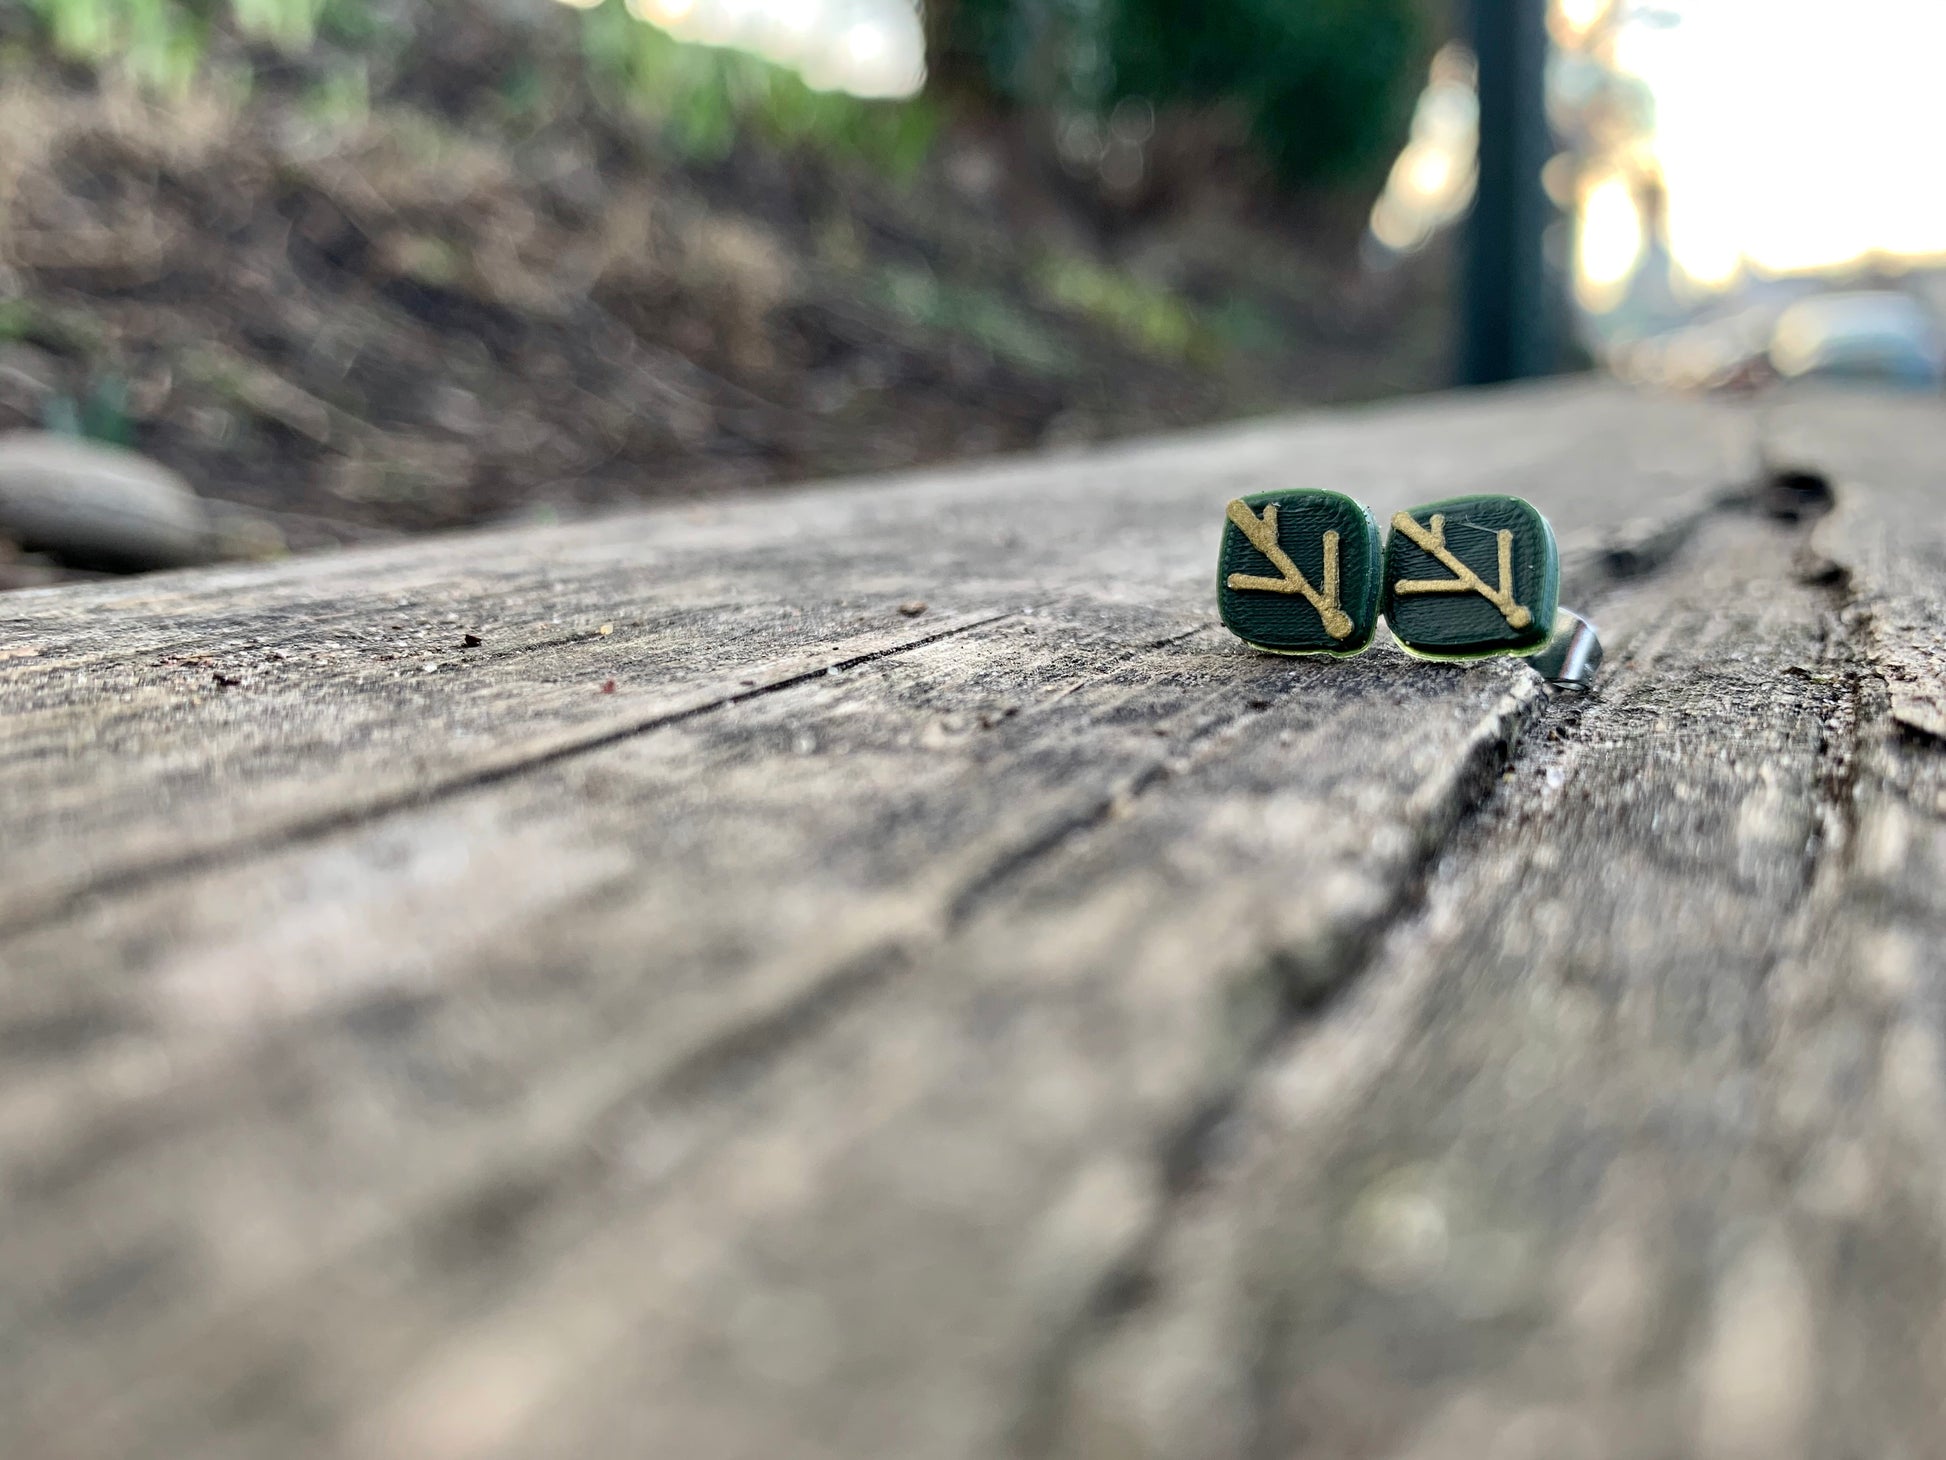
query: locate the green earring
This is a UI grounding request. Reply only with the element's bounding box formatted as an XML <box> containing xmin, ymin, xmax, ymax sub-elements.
<box><xmin>1215</xmin><ymin>488</ymin><xmax>1383</xmax><ymax>657</ymax></box>
<box><xmin>1381</xmin><ymin>494</ymin><xmax>1558</xmax><ymax>660</ymax></box>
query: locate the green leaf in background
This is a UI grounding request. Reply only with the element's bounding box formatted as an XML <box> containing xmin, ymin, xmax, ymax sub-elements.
<box><xmin>578</xmin><ymin>0</ymin><xmax>936</xmax><ymax>176</ymax></box>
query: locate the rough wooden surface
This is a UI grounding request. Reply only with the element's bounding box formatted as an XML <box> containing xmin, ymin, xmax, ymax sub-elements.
<box><xmin>1</xmin><ymin>382</ymin><xmax>1940</xmax><ymax>1460</ymax></box>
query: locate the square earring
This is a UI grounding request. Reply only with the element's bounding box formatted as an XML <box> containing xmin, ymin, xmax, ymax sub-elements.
<box><xmin>1217</xmin><ymin>489</ymin><xmax>1383</xmax><ymax>656</ymax></box>
<box><xmin>1381</xmin><ymin>494</ymin><xmax>1560</xmax><ymax>660</ymax></box>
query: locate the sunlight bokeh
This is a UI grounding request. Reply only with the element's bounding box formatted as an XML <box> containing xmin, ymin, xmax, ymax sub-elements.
<box><xmin>1576</xmin><ymin>170</ymin><xmax>1644</xmax><ymax>309</ymax></box>
<box><xmin>559</xmin><ymin>0</ymin><xmax>926</xmax><ymax>98</ymax></box>
<box><xmin>1614</xmin><ymin>0</ymin><xmax>1946</xmax><ymax>286</ymax></box>
<box><xmin>1367</xmin><ymin>43</ymin><xmax>1479</xmax><ymax>258</ymax></box>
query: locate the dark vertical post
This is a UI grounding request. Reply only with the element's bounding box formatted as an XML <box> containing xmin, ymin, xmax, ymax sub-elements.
<box><xmin>1461</xmin><ymin>0</ymin><xmax>1556</xmax><ymax>384</ymax></box>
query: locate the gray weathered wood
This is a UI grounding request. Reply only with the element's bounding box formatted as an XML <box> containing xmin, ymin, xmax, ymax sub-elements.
<box><xmin>2</xmin><ymin>382</ymin><xmax>1939</xmax><ymax>1460</ymax></box>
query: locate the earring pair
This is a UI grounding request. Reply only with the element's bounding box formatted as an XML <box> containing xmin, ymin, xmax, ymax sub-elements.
<box><xmin>1217</xmin><ymin>489</ymin><xmax>1602</xmax><ymax>689</ymax></box>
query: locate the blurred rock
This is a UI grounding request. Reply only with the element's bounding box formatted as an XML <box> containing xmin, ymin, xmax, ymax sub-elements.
<box><xmin>0</xmin><ymin>432</ymin><xmax>215</xmax><ymax>572</ymax></box>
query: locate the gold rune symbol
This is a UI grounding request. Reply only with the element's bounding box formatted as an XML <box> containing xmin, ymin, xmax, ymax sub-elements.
<box><xmin>1224</xmin><ymin>499</ymin><xmax>1353</xmax><ymax>640</ymax></box>
<box><xmin>1389</xmin><ymin>512</ymin><xmax>1532</xmax><ymax>629</ymax></box>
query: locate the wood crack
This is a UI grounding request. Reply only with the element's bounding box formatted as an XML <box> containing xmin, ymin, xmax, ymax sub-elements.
<box><xmin>1011</xmin><ymin>677</ymin><xmax>1544</xmax><ymax>1458</ymax></box>
<box><xmin>944</xmin><ymin>675</ymin><xmax>1275</xmax><ymax>928</ymax></box>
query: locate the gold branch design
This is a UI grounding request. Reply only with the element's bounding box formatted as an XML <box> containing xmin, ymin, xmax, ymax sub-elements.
<box><xmin>1389</xmin><ymin>512</ymin><xmax>1532</xmax><ymax>629</ymax></box>
<box><xmin>1224</xmin><ymin>499</ymin><xmax>1354</xmax><ymax>640</ymax></box>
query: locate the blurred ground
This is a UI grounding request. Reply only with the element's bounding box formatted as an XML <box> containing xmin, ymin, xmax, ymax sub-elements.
<box><xmin>0</xmin><ymin>0</ymin><xmax>1448</xmax><ymax>575</ymax></box>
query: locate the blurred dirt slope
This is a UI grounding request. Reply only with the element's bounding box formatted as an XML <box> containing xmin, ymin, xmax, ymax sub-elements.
<box><xmin>0</xmin><ymin>0</ymin><xmax>1447</xmax><ymax>554</ymax></box>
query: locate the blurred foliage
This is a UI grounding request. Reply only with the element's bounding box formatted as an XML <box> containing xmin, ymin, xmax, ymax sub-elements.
<box><xmin>947</xmin><ymin>0</ymin><xmax>1114</xmax><ymax>115</ymax></box>
<box><xmin>18</xmin><ymin>0</ymin><xmax>936</xmax><ymax>178</ymax></box>
<box><xmin>0</xmin><ymin>300</ymin><xmax>104</xmax><ymax>359</ymax></box>
<box><xmin>24</xmin><ymin>0</ymin><xmax>330</xmax><ymax>88</ymax></box>
<box><xmin>22</xmin><ymin>0</ymin><xmax>1418</xmax><ymax>189</ymax></box>
<box><xmin>872</xmin><ymin>265</ymin><xmax>1075</xmax><ymax>375</ymax></box>
<box><xmin>1114</xmin><ymin>0</ymin><xmax>1423</xmax><ymax>185</ymax></box>
<box><xmin>1033</xmin><ymin>253</ymin><xmax>1208</xmax><ymax>361</ymax></box>
<box><xmin>577</xmin><ymin>0</ymin><xmax>937</xmax><ymax>176</ymax></box>
<box><xmin>944</xmin><ymin>0</ymin><xmax>1426</xmax><ymax>187</ymax></box>
<box><xmin>864</xmin><ymin>249</ymin><xmax>1217</xmax><ymax>372</ymax></box>
<box><xmin>42</xmin><ymin>375</ymin><xmax>135</xmax><ymax>446</ymax></box>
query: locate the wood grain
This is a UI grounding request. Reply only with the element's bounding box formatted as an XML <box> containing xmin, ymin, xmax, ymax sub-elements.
<box><xmin>5</xmin><ymin>383</ymin><xmax>1940</xmax><ymax>1460</ymax></box>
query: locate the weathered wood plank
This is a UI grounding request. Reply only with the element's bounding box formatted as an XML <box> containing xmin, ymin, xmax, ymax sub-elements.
<box><xmin>0</xmin><ymin>381</ymin><xmax>1861</xmax><ymax>1460</ymax></box>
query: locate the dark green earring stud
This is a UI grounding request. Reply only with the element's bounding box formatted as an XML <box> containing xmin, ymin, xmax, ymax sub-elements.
<box><xmin>1381</xmin><ymin>494</ymin><xmax>1558</xmax><ymax>660</ymax></box>
<box><xmin>1216</xmin><ymin>489</ymin><xmax>1382</xmax><ymax>657</ymax></box>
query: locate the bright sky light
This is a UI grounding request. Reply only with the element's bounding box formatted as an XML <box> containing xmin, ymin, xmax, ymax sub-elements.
<box><xmin>1614</xmin><ymin>0</ymin><xmax>1946</xmax><ymax>284</ymax></box>
<box><xmin>578</xmin><ymin>0</ymin><xmax>925</xmax><ymax>98</ymax></box>
<box><xmin>1579</xmin><ymin>172</ymin><xmax>1644</xmax><ymax>291</ymax></box>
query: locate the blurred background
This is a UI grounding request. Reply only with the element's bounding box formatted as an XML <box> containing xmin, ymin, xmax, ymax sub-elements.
<box><xmin>1</xmin><ymin>0</ymin><xmax>1942</xmax><ymax>583</ymax></box>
